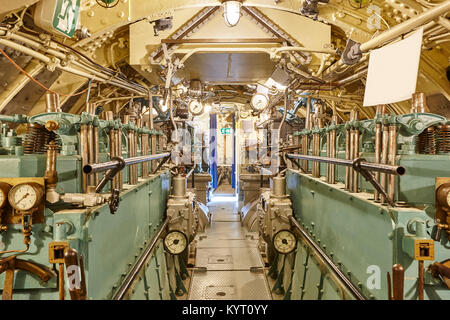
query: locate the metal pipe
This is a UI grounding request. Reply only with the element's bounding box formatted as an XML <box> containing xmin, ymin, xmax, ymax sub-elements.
<box><xmin>290</xmin><ymin>216</ymin><xmax>365</xmax><ymax>300</ymax></box>
<box><xmin>87</xmin><ymin>124</ymin><xmax>95</xmax><ymax>186</ymax></box>
<box><xmin>380</xmin><ymin>125</ymin><xmax>389</xmax><ymax>203</ymax></box>
<box><xmin>360</xmin><ymin>1</ymin><xmax>450</xmax><ymax>52</ymax></box>
<box><xmin>388</xmin><ymin>124</ymin><xmax>397</xmax><ymax>202</ymax></box>
<box><xmin>117</xmin><ymin>129</ymin><xmax>123</xmax><ymax>189</ymax></box>
<box><xmin>285</xmin><ymin>153</ymin><xmax>405</xmax><ymax>176</ymax></box>
<box><xmin>113</xmin><ymin>218</ymin><xmax>169</xmax><ymax>300</ymax></box>
<box><xmin>80</xmin><ymin>125</ymin><xmax>88</xmax><ymax>193</ymax></box>
<box><xmin>84</xmin><ymin>153</ymin><xmax>171</xmax><ymax>174</ymax></box>
<box><xmin>93</xmin><ymin>126</ymin><xmax>99</xmax><ymax>185</ymax></box>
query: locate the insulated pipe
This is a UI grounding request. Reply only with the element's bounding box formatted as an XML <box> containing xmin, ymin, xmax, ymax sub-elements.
<box><xmin>359</xmin><ymin>1</ymin><xmax>450</xmax><ymax>52</ymax></box>
<box><xmin>285</xmin><ymin>154</ymin><xmax>406</xmax><ymax>176</ymax></box>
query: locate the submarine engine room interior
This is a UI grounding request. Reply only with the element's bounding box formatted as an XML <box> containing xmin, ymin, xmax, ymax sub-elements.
<box><xmin>0</xmin><ymin>0</ymin><xmax>448</xmax><ymax>302</ymax></box>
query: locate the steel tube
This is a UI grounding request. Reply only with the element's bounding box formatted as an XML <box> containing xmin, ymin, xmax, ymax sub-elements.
<box><xmin>285</xmin><ymin>153</ymin><xmax>405</xmax><ymax>176</ymax></box>
<box><xmin>84</xmin><ymin>153</ymin><xmax>171</xmax><ymax>175</ymax></box>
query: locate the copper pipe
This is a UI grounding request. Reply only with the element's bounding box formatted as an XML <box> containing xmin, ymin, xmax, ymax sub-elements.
<box><xmin>326</xmin><ymin>131</ymin><xmax>330</xmax><ymax>182</ymax></box>
<box><xmin>110</xmin><ymin>128</ymin><xmax>118</xmax><ymax>190</ymax></box>
<box><xmin>380</xmin><ymin>125</ymin><xmax>389</xmax><ymax>203</ymax></box>
<box><xmin>128</xmin><ymin>130</ymin><xmax>134</xmax><ymax>184</ymax></box>
<box><xmin>117</xmin><ymin>129</ymin><xmax>123</xmax><ymax>189</ymax></box>
<box><xmin>134</xmin><ymin>130</ymin><xmax>138</xmax><ymax>182</ymax></box>
<box><xmin>45</xmin><ymin>92</ymin><xmax>61</xmax><ymax>112</ymax></box>
<box><xmin>87</xmin><ymin>124</ymin><xmax>95</xmax><ymax>187</ymax></box>
<box><xmin>349</xmin><ymin>128</ymin><xmax>354</xmax><ymax>191</ymax></box>
<box><xmin>94</xmin><ymin>126</ymin><xmax>99</xmax><ymax>185</ymax></box>
<box><xmin>352</xmin><ymin>128</ymin><xmax>360</xmax><ymax>192</ymax></box>
<box><xmin>80</xmin><ymin>125</ymin><xmax>88</xmax><ymax>193</ymax></box>
<box><xmin>388</xmin><ymin>124</ymin><xmax>397</xmax><ymax>202</ymax></box>
<box><xmin>374</xmin><ymin>122</ymin><xmax>382</xmax><ymax>201</ymax></box>
<box><xmin>418</xmin><ymin>260</ymin><xmax>424</xmax><ymax>300</ymax></box>
<box><xmin>44</xmin><ymin>141</ymin><xmax>58</xmax><ymax>187</ymax></box>
<box><xmin>345</xmin><ymin>128</ymin><xmax>351</xmax><ymax>190</ymax></box>
<box><xmin>59</xmin><ymin>263</ymin><xmax>65</xmax><ymax>300</ymax></box>
<box><xmin>392</xmin><ymin>264</ymin><xmax>404</xmax><ymax>300</ymax></box>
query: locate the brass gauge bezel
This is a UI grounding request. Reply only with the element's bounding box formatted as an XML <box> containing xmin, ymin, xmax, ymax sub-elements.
<box><xmin>8</xmin><ymin>182</ymin><xmax>44</xmax><ymax>211</ymax></box>
<box><xmin>250</xmin><ymin>93</ymin><xmax>269</xmax><ymax>111</ymax></box>
<box><xmin>188</xmin><ymin>99</ymin><xmax>204</xmax><ymax>116</ymax></box>
<box><xmin>273</xmin><ymin>229</ymin><xmax>297</xmax><ymax>254</ymax></box>
<box><xmin>0</xmin><ymin>182</ymin><xmax>12</xmax><ymax>209</ymax></box>
<box><xmin>163</xmin><ymin>230</ymin><xmax>188</xmax><ymax>255</ymax></box>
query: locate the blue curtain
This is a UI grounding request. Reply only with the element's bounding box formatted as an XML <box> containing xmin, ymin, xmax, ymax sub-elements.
<box><xmin>210</xmin><ymin>113</ymin><xmax>218</xmax><ymax>189</ymax></box>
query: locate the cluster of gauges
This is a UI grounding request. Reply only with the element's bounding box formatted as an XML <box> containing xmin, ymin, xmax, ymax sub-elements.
<box><xmin>0</xmin><ymin>182</ymin><xmax>44</xmax><ymax>211</ymax></box>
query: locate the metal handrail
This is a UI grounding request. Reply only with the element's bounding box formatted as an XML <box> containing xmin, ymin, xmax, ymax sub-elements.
<box><xmin>113</xmin><ymin>218</ymin><xmax>169</xmax><ymax>300</ymax></box>
<box><xmin>83</xmin><ymin>153</ymin><xmax>171</xmax><ymax>174</ymax></box>
<box><xmin>285</xmin><ymin>153</ymin><xmax>405</xmax><ymax>176</ymax></box>
<box><xmin>290</xmin><ymin>216</ymin><xmax>366</xmax><ymax>300</ymax></box>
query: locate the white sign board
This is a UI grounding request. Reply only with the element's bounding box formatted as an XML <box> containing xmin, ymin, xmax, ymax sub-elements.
<box><xmin>363</xmin><ymin>27</ymin><xmax>423</xmax><ymax>107</ymax></box>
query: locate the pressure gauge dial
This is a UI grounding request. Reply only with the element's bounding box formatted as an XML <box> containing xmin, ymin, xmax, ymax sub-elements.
<box><xmin>250</xmin><ymin>93</ymin><xmax>269</xmax><ymax>111</ymax></box>
<box><xmin>164</xmin><ymin>230</ymin><xmax>188</xmax><ymax>255</ymax></box>
<box><xmin>0</xmin><ymin>182</ymin><xmax>11</xmax><ymax>208</ymax></box>
<box><xmin>273</xmin><ymin>229</ymin><xmax>297</xmax><ymax>254</ymax></box>
<box><xmin>188</xmin><ymin>99</ymin><xmax>204</xmax><ymax>116</ymax></box>
<box><xmin>8</xmin><ymin>183</ymin><xmax>44</xmax><ymax>211</ymax></box>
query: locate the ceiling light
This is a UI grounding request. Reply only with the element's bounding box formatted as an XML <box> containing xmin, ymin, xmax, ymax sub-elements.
<box><xmin>223</xmin><ymin>1</ymin><xmax>242</xmax><ymax>27</ymax></box>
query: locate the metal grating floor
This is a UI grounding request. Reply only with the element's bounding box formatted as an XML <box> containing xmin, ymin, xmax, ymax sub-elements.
<box><xmin>188</xmin><ymin>199</ymin><xmax>272</xmax><ymax>300</ymax></box>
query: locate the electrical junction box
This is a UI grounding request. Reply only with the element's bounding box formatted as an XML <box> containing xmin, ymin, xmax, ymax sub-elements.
<box><xmin>34</xmin><ymin>0</ymin><xmax>81</xmax><ymax>38</ymax></box>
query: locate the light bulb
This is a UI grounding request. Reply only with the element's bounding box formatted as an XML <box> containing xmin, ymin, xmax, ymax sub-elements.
<box><xmin>162</xmin><ymin>103</ymin><xmax>168</xmax><ymax>112</ymax></box>
<box><xmin>223</xmin><ymin>1</ymin><xmax>242</xmax><ymax>27</ymax></box>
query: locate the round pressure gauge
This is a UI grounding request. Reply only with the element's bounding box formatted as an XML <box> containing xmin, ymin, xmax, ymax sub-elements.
<box><xmin>0</xmin><ymin>182</ymin><xmax>11</xmax><ymax>208</ymax></box>
<box><xmin>8</xmin><ymin>183</ymin><xmax>44</xmax><ymax>211</ymax></box>
<box><xmin>273</xmin><ymin>229</ymin><xmax>297</xmax><ymax>254</ymax></box>
<box><xmin>250</xmin><ymin>93</ymin><xmax>269</xmax><ymax>111</ymax></box>
<box><xmin>164</xmin><ymin>230</ymin><xmax>188</xmax><ymax>255</ymax></box>
<box><xmin>188</xmin><ymin>99</ymin><xmax>204</xmax><ymax>116</ymax></box>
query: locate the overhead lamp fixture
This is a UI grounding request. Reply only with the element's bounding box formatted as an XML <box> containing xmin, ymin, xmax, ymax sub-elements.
<box><xmin>222</xmin><ymin>1</ymin><xmax>242</xmax><ymax>27</ymax></box>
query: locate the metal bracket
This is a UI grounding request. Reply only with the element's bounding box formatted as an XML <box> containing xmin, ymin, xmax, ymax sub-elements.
<box><xmin>352</xmin><ymin>158</ymin><xmax>395</xmax><ymax>207</ymax></box>
<box><xmin>94</xmin><ymin>156</ymin><xmax>126</xmax><ymax>193</ymax></box>
<box><xmin>109</xmin><ymin>188</ymin><xmax>120</xmax><ymax>215</ymax></box>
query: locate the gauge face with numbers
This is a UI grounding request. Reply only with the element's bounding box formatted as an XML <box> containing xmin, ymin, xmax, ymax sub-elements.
<box><xmin>164</xmin><ymin>230</ymin><xmax>188</xmax><ymax>255</ymax></box>
<box><xmin>0</xmin><ymin>182</ymin><xmax>11</xmax><ymax>208</ymax></box>
<box><xmin>250</xmin><ymin>93</ymin><xmax>269</xmax><ymax>111</ymax></box>
<box><xmin>188</xmin><ymin>100</ymin><xmax>204</xmax><ymax>116</ymax></box>
<box><xmin>8</xmin><ymin>183</ymin><xmax>43</xmax><ymax>211</ymax></box>
<box><xmin>273</xmin><ymin>229</ymin><xmax>297</xmax><ymax>254</ymax></box>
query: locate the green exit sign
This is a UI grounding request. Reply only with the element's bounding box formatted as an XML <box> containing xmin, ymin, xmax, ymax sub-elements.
<box><xmin>220</xmin><ymin>128</ymin><xmax>231</xmax><ymax>135</ymax></box>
